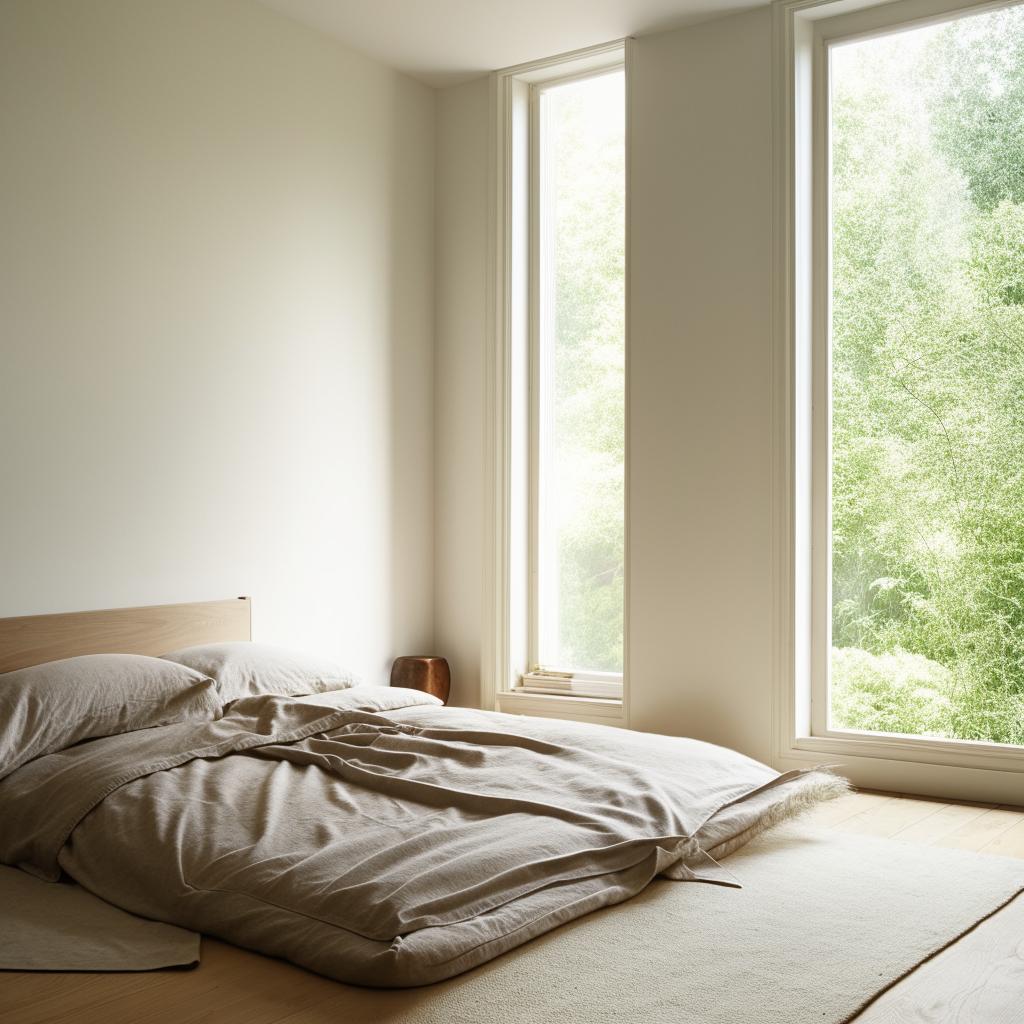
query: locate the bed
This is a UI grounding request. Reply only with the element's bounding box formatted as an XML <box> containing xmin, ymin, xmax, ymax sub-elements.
<box><xmin>0</xmin><ymin>598</ymin><xmax>845</xmax><ymax>988</ymax></box>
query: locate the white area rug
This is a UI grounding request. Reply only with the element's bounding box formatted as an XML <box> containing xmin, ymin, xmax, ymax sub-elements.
<box><xmin>328</xmin><ymin>824</ymin><xmax>1024</xmax><ymax>1024</ymax></box>
<box><xmin>0</xmin><ymin>865</ymin><xmax>199</xmax><ymax>971</ymax></box>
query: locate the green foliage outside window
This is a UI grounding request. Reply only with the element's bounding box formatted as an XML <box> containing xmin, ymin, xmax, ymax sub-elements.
<box><xmin>546</xmin><ymin>73</ymin><xmax>625</xmax><ymax>674</ymax></box>
<box><xmin>830</xmin><ymin>7</ymin><xmax>1024</xmax><ymax>744</ymax></box>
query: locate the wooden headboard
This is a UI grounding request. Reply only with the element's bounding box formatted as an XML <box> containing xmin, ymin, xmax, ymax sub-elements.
<box><xmin>0</xmin><ymin>598</ymin><xmax>251</xmax><ymax>674</ymax></box>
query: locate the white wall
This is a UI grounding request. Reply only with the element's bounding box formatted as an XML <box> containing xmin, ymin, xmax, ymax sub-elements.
<box><xmin>434</xmin><ymin>78</ymin><xmax>490</xmax><ymax>708</ymax></box>
<box><xmin>627</xmin><ymin>9</ymin><xmax>775</xmax><ymax>762</ymax></box>
<box><xmin>0</xmin><ymin>0</ymin><xmax>435</xmax><ymax>684</ymax></box>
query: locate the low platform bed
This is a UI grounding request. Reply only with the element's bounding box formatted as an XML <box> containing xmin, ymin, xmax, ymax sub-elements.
<box><xmin>0</xmin><ymin>599</ymin><xmax>844</xmax><ymax>988</ymax></box>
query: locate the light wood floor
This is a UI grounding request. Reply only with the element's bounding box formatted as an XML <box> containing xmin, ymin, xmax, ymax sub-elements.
<box><xmin>2</xmin><ymin>790</ymin><xmax>1023</xmax><ymax>1024</ymax></box>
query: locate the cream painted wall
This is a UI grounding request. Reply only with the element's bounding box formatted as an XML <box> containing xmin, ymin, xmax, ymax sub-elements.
<box><xmin>0</xmin><ymin>0</ymin><xmax>435</xmax><ymax>684</ymax></box>
<box><xmin>627</xmin><ymin>9</ymin><xmax>775</xmax><ymax>762</ymax></box>
<box><xmin>434</xmin><ymin>78</ymin><xmax>490</xmax><ymax>708</ymax></box>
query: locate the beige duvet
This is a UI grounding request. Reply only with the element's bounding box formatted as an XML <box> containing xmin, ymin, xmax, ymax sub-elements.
<box><xmin>0</xmin><ymin>687</ymin><xmax>843</xmax><ymax>987</ymax></box>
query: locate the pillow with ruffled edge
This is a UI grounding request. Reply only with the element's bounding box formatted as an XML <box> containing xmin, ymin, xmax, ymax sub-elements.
<box><xmin>0</xmin><ymin>653</ymin><xmax>221</xmax><ymax>781</ymax></box>
<box><xmin>160</xmin><ymin>642</ymin><xmax>359</xmax><ymax>704</ymax></box>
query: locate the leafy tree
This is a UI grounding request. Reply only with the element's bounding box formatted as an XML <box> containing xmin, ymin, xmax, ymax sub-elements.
<box><xmin>930</xmin><ymin>11</ymin><xmax>1024</xmax><ymax>212</ymax></box>
<box><xmin>829</xmin><ymin>8</ymin><xmax>1024</xmax><ymax>745</ymax></box>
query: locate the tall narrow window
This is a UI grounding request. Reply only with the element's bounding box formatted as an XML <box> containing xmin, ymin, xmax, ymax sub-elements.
<box><xmin>527</xmin><ymin>68</ymin><xmax>625</xmax><ymax>697</ymax></box>
<box><xmin>826</xmin><ymin>5</ymin><xmax>1024</xmax><ymax>746</ymax></box>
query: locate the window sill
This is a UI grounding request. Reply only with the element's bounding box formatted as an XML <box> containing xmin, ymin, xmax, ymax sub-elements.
<box><xmin>496</xmin><ymin>689</ymin><xmax>626</xmax><ymax>727</ymax></box>
<box><xmin>784</xmin><ymin>731</ymin><xmax>1024</xmax><ymax>775</ymax></box>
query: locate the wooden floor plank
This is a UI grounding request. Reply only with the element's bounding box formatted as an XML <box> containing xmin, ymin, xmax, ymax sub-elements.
<box><xmin>829</xmin><ymin>794</ymin><xmax>949</xmax><ymax>838</ymax></box>
<box><xmin>0</xmin><ymin>973</ymin><xmax>184</xmax><ymax>1024</ymax></box>
<box><xmin>933</xmin><ymin>808</ymin><xmax>1024</xmax><ymax>854</ymax></box>
<box><xmin>982</xmin><ymin>817</ymin><xmax>1024</xmax><ymax>859</ymax></box>
<box><xmin>0</xmin><ymin>973</ymin><xmax>106</xmax><ymax>1015</ymax></box>
<box><xmin>890</xmin><ymin>801</ymin><xmax>995</xmax><ymax>845</ymax></box>
<box><xmin>121</xmin><ymin>942</ymin><xmax>339</xmax><ymax>1024</ymax></box>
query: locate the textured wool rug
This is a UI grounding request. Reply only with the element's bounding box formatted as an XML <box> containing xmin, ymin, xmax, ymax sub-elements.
<box><xmin>324</xmin><ymin>823</ymin><xmax>1024</xmax><ymax>1024</ymax></box>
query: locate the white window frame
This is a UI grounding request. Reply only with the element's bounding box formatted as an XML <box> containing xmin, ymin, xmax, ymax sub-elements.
<box><xmin>484</xmin><ymin>40</ymin><xmax>631</xmax><ymax>723</ymax></box>
<box><xmin>772</xmin><ymin>0</ymin><xmax>1024</xmax><ymax>796</ymax></box>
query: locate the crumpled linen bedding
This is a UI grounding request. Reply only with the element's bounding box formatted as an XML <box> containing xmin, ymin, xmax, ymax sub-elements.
<box><xmin>0</xmin><ymin>686</ymin><xmax>843</xmax><ymax>987</ymax></box>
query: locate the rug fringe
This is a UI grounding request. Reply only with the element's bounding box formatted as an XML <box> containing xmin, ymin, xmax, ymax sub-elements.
<box><xmin>704</xmin><ymin>769</ymin><xmax>850</xmax><ymax>862</ymax></box>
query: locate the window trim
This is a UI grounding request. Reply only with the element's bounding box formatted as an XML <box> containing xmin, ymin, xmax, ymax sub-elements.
<box><xmin>484</xmin><ymin>40</ymin><xmax>631</xmax><ymax>719</ymax></box>
<box><xmin>772</xmin><ymin>0</ymin><xmax>1024</xmax><ymax>790</ymax></box>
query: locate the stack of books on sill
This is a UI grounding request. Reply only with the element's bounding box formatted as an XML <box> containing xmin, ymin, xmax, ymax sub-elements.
<box><xmin>515</xmin><ymin>672</ymin><xmax>621</xmax><ymax>700</ymax></box>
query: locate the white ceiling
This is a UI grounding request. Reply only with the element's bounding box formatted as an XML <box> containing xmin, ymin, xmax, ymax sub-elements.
<box><xmin>256</xmin><ymin>0</ymin><xmax>759</xmax><ymax>87</ymax></box>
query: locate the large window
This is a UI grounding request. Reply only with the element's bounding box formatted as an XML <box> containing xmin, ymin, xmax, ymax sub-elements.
<box><xmin>777</xmin><ymin>0</ymin><xmax>1024</xmax><ymax>791</ymax></box>
<box><xmin>531</xmin><ymin>69</ymin><xmax>626</xmax><ymax>695</ymax></box>
<box><xmin>826</xmin><ymin>4</ymin><xmax>1024</xmax><ymax>747</ymax></box>
<box><xmin>487</xmin><ymin>43</ymin><xmax>627</xmax><ymax>713</ymax></box>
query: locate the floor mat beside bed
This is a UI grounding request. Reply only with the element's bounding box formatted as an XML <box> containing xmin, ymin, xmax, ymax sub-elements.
<box><xmin>0</xmin><ymin>866</ymin><xmax>199</xmax><ymax>972</ymax></box>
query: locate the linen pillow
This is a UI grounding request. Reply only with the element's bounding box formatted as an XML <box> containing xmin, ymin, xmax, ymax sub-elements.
<box><xmin>0</xmin><ymin>653</ymin><xmax>221</xmax><ymax>781</ymax></box>
<box><xmin>160</xmin><ymin>642</ymin><xmax>358</xmax><ymax>704</ymax></box>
